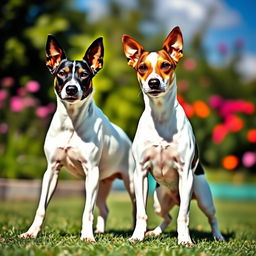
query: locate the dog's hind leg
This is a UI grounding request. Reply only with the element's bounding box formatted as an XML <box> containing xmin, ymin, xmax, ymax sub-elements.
<box><xmin>193</xmin><ymin>173</ymin><xmax>225</xmax><ymax>241</ymax></box>
<box><xmin>20</xmin><ymin>166</ymin><xmax>60</xmax><ymax>238</ymax></box>
<box><xmin>146</xmin><ymin>185</ymin><xmax>174</xmax><ymax>236</ymax></box>
<box><xmin>120</xmin><ymin>152</ymin><xmax>136</xmax><ymax>228</ymax></box>
<box><xmin>95</xmin><ymin>179</ymin><xmax>112</xmax><ymax>233</ymax></box>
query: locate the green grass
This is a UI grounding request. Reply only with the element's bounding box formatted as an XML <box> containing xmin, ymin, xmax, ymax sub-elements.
<box><xmin>0</xmin><ymin>193</ymin><xmax>256</xmax><ymax>256</ymax></box>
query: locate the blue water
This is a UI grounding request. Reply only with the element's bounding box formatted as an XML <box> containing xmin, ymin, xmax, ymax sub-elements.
<box><xmin>210</xmin><ymin>182</ymin><xmax>256</xmax><ymax>200</ymax></box>
<box><xmin>113</xmin><ymin>179</ymin><xmax>256</xmax><ymax>200</ymax></box>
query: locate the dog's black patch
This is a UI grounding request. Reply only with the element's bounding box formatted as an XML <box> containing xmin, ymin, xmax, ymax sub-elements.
<box><xmin>194</xmin><ymin>162</ymin><xmax>205</xmax><ymax>175</ymax></box>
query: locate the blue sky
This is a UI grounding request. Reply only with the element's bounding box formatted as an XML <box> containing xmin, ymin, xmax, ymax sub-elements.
<box><xmin>75</xmin><ymin>0</ymin><xmax>256</xmax><ymax>81</ymax></box>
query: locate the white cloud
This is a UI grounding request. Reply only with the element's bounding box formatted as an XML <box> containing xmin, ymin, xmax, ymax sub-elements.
<box><xmin>86</xmin><ymin>0</ymin><xmax>109</xmax><ymax>22</ymax></box>
<box><xmin>236</xmin><ymin>53</ymin><xmax>256</xmax><ymax>82</ymax></box>
<box><xmin>83</xmin><ymin>0</ymin><xmax>138</xmax><ymax>22</ymax></box>
<box><xmin>77</xmin><ymin>0</ymin><xmax>241</xmax><ymax>39</ymax></box>
<box><xmin>153</xmin><ymin>0</ymin><xmax>242</xmax><ymax>40</ymax></box>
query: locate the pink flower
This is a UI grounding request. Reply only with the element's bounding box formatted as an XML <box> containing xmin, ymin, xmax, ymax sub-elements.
<box><xmin>23</xmin><ymin>97</ymin><xmax>38</xmax><ymax>107</ymax></box>
<box><xmin>242</xmin><ymin>152</ymin><xmax>256</xmax><ymax>168</ymax></box>
<box><xmin>178</xmin><ymin>80</ymin><xmax>189</xmax><ymax>92</ymax></box>
<box><xmin>1</xmin><ymin>77</ymin><xmax>15</xmax><ymax>87</ymax></box>
<box><xmin>36</xmin><ymin>106</ymin><xmax>50</xmax><ymax>118</ymax></box>
<box><xmin>220</xmin><ymin>100</ymin><xmax>255</xmax><ymax>117</ymax></box>
<box><xmin>183</xmin><ymin>58</ymin><xmax>197</xmax><ymax>71</ymax></box>
<box><xmin>208</xmin><ymin>95</ymin><xmax>224</xmax><ymax>109</ymax></box>
<box><xmin>17</xmin><ymin>87</ymin><xmax>27</xmax><ymax>96</ymax></box>
<box><xmin>0</xmin><ymin>123</ymin><xmax>8</xmax><ymax>134</ymax></box>
<box><xmin>47</xmin><ymin>103</ymin><xmax>56</xmax><ymax>113</ymax></box>
<box><xmin>10</xmin><ymin>96</ymin><xmax>25</xmax><ymax>112</ymax></box>
<box><xmin>36</xmin><ymin>103</ymin><xmax>56</xmax><ymax>118</ymax></box>
<box><xmin>0</xmin><ymin>90</ymin><xmax>8</xmax><ymax>101</ymax></box>
<box><xmin>26</xmin><ymin>80</ymin><xmax>40</xmax><ymax>93</ymax></box>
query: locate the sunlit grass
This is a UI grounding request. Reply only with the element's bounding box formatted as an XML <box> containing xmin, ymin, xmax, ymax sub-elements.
<box><xmin>0</xmin><ymin>193</ymin><xmax>256</xmax><ymax>256</ymax></box>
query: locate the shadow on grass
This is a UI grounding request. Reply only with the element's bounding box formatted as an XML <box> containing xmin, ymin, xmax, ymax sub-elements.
<box><xmin>93</xmin><ymin>229</ymin><xmax>234</xmax><ymax>242</ymax></box>
<box><xmin>56</xmin><ymin>229</ymin><xmax>134</xmax><ymax>239</ymax></box>
<box><xmin>43</xmin><ymin>228</ymin><xmax>234</xmax><ymax>243</ymax></box>
<box><xmin>190</xmin><ymin>229</ymin><xmax>234</xmax><ymax>242</ymax></box>
<box><xmin>97</xmin><ymin>229</ymin><xmax>133</xmax><ymax>238</ymax></box>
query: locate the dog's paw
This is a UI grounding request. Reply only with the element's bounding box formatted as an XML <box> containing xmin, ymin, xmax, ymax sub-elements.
<box><xmin>94</xmin><ymin>229</ymin><xmax>104</xmax><ymax>234</ymax></box>
<box><xmin>80</xmin><ymin>235</ymin><xmax>96</xmax><ymax>243</ymax></box>
<box><xmin>178</xmin><ymin>236</ymin><xmax>194</xmax><ymax>247</ymax></box>
<box><xmin>128</xmin><ymin>233</ymin><xmax>145</xmax><ymax>242</ymax></box>
<box><xmin>213</xmin><ymin>233</ymin><xmax>225</xmax><ymax>242</ymax></box>
<box><xmin>19</xmin><ymin>232</ymin><xmax>37</xmax><ymax>239</ymax></box>
<box><xmin>145</xmin><ymin>227</ymin><xmax>162</xmax><ymax>237</ymax></box>
<box><xmin>178</xmin><ymin>240</ymin><xmax>194</xmax><ymax>247</ymax></box>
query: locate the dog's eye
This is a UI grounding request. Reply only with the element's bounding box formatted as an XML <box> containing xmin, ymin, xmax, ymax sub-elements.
<box><xmin>58</xmin><ymin>71</ymin><xmax>66</xmax><ymax>77</ymax></box>
<box><xmin>161</xmin><ymin>62</ymin><xmax>172</xmax><ymax>70</ymax></box>
<box><xmin>80</xmin><ymin>72</ymin><xmax>89</xmax><ymax>78</ymax></box>
<box><xmin>138</xmin><ymin>64</ymin><xmax>148</xmax><ymax>73</ymax></box>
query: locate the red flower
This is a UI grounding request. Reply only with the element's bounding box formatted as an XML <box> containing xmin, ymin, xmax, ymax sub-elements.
<box><xmin>177</xmin><ymin>94</ymin><xmax>184</xmax><ymax>104</ymax></box>
<box><xmin>247</xmin><ymin>129</ymin><xmax>256</xmax><ymax>143</ymax></box>
<box><xmin>224</xmin><ymin>115</ymin><xmax>244</xmax><ymax>132</ymax></box>
<box><xmin>180</xmin><ymin>102</ymin><xmax>194</xmax><ymax>118</ymax></box>
<box><xmin>212</xmin><ymin>124</ymin><xmax>228</xmax><ymax>144</ymax></box>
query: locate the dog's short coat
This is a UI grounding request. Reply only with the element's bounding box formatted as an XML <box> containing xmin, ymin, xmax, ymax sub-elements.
<box><xmin>122</xmin><ymin>27</ymin><xmax>224</xmax><ymax>245</ymax></box>
<box><xmin>20</xmin><ymin>35</ymin><xmax>135</xmax><ymax>242</ymax></box>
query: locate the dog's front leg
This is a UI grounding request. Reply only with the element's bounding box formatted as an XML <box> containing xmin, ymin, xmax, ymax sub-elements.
<box><xmin>81</xmin><ymin>165</ymin><xmax>99</xmax><ymax>243</ymax></box>
<box><xmin>20</xmin><ymin>166</ymin><xmax>60</xmax><ymax>238</ymax></box>
<box><xmin>129</xmin><ymin>164</ymin><xmax>148</xmax><ymax>241</ymax></box>
<box><xmin>177</xmin><ymin>164</ymin><xmax>194</xmax><ymax>246</ymax></box>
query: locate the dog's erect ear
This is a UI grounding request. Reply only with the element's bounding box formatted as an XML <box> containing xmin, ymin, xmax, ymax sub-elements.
<box><xmin>122</xmin><ymin>35</ymin><xmax>144</xmax><ymax>68</ymax></box>
<box><xmin>46</xmin><ymin>35</ymin><xmax>66</xmax><ymax>74</ymax></box>
<box><xmin>83</xmin><ymin>37</ymin><xmax>104</xmax><ymax>74</ymax></box>
<box><xmin>162</xmin><ymin>26</ymin><xmax>183</xmax><ymax>63</ymax></box>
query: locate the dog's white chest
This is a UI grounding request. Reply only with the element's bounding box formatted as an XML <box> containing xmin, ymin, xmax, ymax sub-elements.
<box><xmin>53</xmin><ymin>145</ymin><xmax>86</xmax><ymax>176</ymax></box>
<box><xmin>142</xmin><ymin>143</ymin><xmax>183</xmax><ymax>191</ymax></box>
<box><xmin>46</xmin><ymin>123</ymin><xmax>88</xmax><ymax>176</ymax></box>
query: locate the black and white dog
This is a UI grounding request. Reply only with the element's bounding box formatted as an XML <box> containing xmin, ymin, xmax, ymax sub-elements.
<box><xmin>20</xmin><ymin>35</ymin><xmax>135</xmax><ymax>242</ymax></box>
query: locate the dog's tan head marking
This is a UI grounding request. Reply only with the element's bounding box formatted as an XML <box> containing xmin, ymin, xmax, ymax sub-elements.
<box><xmin>122</xmin><ymin>27</ymin><xmax>184</xmax><ymax>97</ymax></box>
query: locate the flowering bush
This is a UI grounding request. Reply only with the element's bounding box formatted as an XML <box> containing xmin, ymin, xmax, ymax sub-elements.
<box><xmin>178</xmin><ymin>92</ymin><xmax>256</xmax><ymax>172</ymax></box>
<box><xmin>0</xmin><ymin>77</ymin><xmax>55</xmax><ymax>178</ymax></box>
<box><xmin>175</xmin><ymin>37</ymin><xmax>256</xmax><ymax>173</ymax></box>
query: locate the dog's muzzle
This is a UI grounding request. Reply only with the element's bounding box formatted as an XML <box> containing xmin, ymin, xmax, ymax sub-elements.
<box><xmin>147</xmin><ymin>78</ymin><xmax>164</xmax><ymax>96</ymax></box>
<box><xmin>66</xmin><ymin>85</ymin><xmax>78</xmax><ymax>96</ymax></box>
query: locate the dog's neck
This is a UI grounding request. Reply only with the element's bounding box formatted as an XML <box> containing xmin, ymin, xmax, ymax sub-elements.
<box><xmin>56</xmin><ymin>92</ymin><xmax>94</xmax><ymax>128</ymax></box>
<box><xmin>143</xmin><ymin>78</ymin><xmax>178</xmax><ymax>125</ymax></box>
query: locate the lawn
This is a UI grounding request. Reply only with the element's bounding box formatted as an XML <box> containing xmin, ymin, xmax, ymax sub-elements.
<box><xmin>0</xmin><ymin>192</ymin><xmax>256</xmax><ymax>256</ymax></box>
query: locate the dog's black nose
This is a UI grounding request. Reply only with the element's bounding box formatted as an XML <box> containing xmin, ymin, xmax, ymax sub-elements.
<box><xmin>66</xmin><ymin>85</ymin><xmax>78</xmax><ymax>96</ymax></box>
<box><xmin>148</xmin><ymin>79</ymin><xmax>160</xmax><ymax>89</ymax></box>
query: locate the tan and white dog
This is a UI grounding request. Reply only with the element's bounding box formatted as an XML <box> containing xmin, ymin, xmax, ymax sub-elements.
<box><xmin>122</xmin><ymin>27</ymin><xmax>224</xmax><ymax>245</ymax></box>
<box><xmin>20</xmin><ymin>35</ymin><xmax>135</xmax><ymax>242</ymax></box>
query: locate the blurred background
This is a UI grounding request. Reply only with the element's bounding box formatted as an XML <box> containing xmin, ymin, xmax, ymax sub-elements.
<box><xmin>0</xmin><ymin>0</ymin><xmax>255</xmax><ymax>198</ymax></box>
